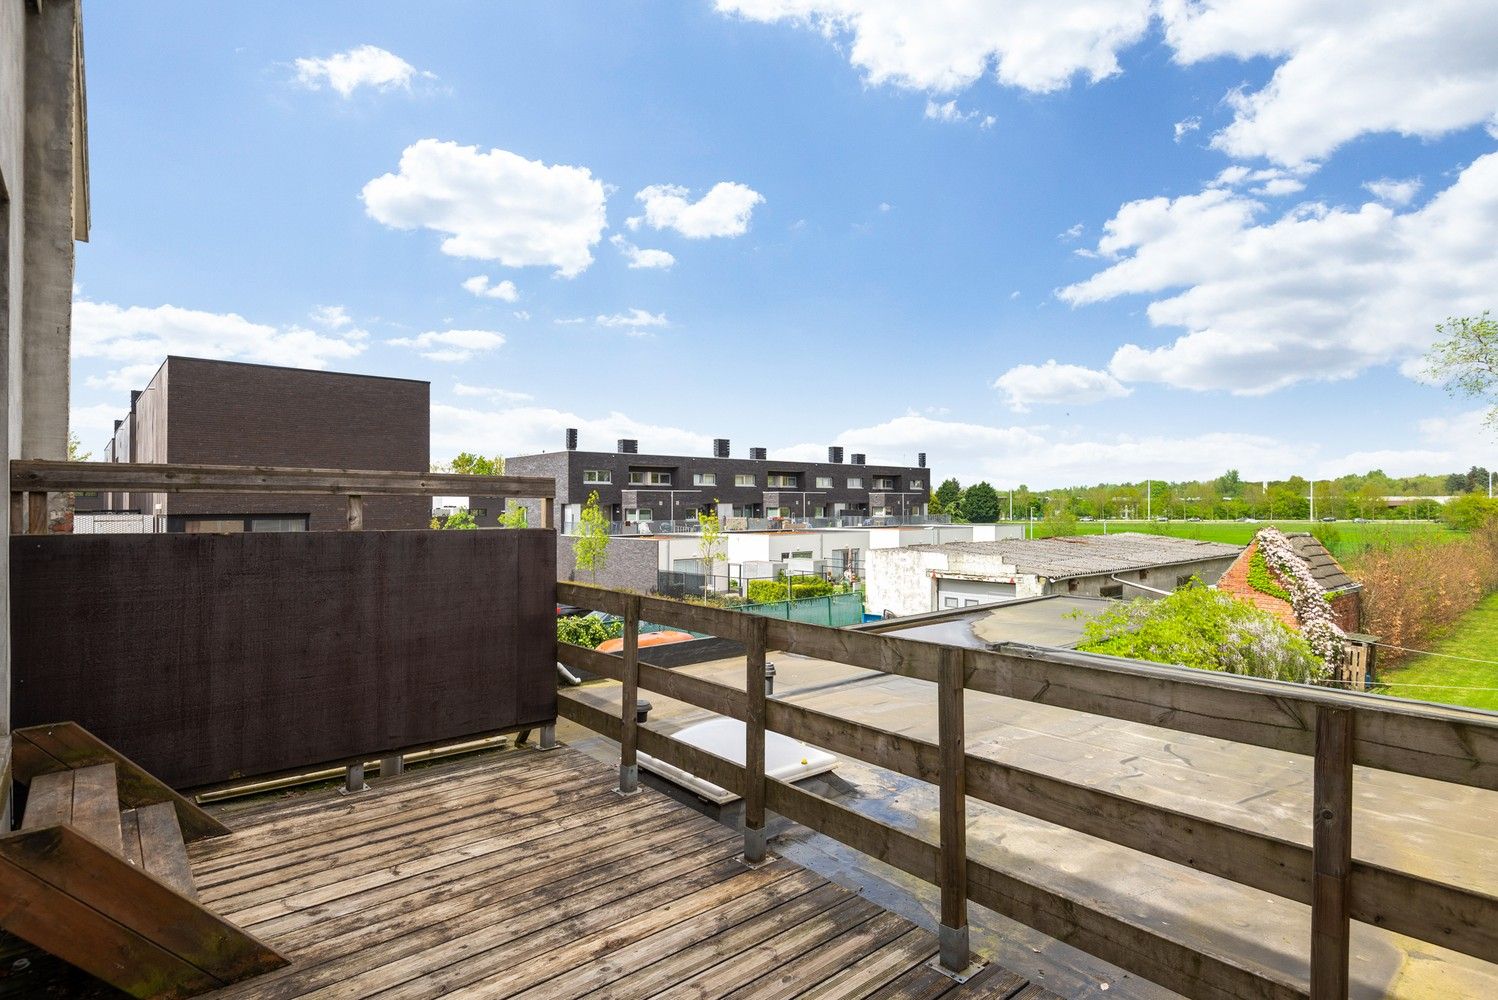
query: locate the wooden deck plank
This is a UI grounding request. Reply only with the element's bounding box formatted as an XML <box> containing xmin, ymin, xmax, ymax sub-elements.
<box><xmin>189</xmin><ymin>747</ymin><xmax>1034</xmax><ymax>1000</ymax></box>
<box><xmin>19</xmin><ymin>770</ymin><xmax>73</xmax><ymax>830</ymax></box>
<box><xmin>135</xmin><ymin>802</ymin><xmax>197</xmax><ymax>899</ymax></box>
<box><xmin>595</xmin><ymin>882</ymin><xmax>858</xmax><ymax>999</ymax></box>
<box><xmin>69</xmin><ymin>764</ymin><xmax>123</xmax><ymax>856</ymax></box>
<box><xmin>199</xmin><ymin>775</ymin><xmax>614</xmax><ymax>908</ymax></box>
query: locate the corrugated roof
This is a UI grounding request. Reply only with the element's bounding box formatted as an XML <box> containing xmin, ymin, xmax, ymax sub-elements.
<box><xmin>908</xmin><ymin>532</ymin><xmax>1243</xmax><ymax>579</ymax></box>
<box><xmin>1284</xmin><ymin>532</ymin><xmax>1361</xmax><ymax>592</ymax></box>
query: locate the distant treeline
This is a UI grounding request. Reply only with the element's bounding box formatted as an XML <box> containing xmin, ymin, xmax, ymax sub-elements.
<box><xmin>931</xmin><ymin>467</ymin><xmax>1492</xmax><ymax>523</ymax></box>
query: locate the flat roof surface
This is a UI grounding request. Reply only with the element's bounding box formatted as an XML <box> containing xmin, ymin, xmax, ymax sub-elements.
<box><xmin>907</xmin><ymin>532</ymin><xmax>1242</xmax><ymax>578</ymax></box>
<box><xmin>876</xmin><ymin>596</ymin><xmax>1110</xmax><ymax>649</ymax></box>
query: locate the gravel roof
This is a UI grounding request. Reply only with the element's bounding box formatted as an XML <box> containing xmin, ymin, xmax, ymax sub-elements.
<box><xmin>908</xmin><ymin>531</ymin><xmax>1243</xmax><ymax>579</ymax></box>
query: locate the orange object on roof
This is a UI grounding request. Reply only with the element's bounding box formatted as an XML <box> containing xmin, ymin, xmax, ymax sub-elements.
<box><xmin>595</xmin><ymin>630</ymin><xmax>694</xmax><ymax>653</ymax></box>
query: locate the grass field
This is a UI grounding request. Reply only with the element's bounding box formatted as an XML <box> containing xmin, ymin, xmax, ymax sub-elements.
<box><xmin>1010</xmin><ymin>519</ymin><xmax>1456</xmax><ymax>563</ymax></box>
<box><xmin>1379</xmin><ymin>593</ymin><xmax>1498</xmax><ymax>711</ymax></box>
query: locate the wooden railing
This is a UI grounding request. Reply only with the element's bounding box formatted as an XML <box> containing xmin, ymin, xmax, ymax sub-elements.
<box><xmin>9</xmin><ymin>459</ymin><xmax>556</xmax><ymax>532</ymax></box>
<box><xmin>554</xmin><ymin>581</ymin><xmax>1498</xmax><ymax>1000</ymax></box>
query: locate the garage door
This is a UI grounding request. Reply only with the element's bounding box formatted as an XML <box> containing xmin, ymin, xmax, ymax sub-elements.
<box><xmin>936</xmin><ymin>578</ymin><xmax>1017</xmax><ymax>610</ymax></box>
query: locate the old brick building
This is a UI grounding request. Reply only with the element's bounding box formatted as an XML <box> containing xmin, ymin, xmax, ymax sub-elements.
<box><xmin>1217</xmin><ymin>532</ymin><xmax>1362</xmax><ymax>633</ymax></box>
<box><xmin>95</xmin><ymin>357</ymin><xmax>430</xmax><ymax>531</ymax></box>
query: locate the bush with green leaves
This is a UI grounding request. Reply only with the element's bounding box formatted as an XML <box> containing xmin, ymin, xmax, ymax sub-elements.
<box><xmin>556</xmin><ymin>615</ymin><xmax>625</xmax><ymax>648</ymax></box>
<box><xmin>746</xmin><ymin>575</ymin><xmax>839</xmax><ymax>604</ymax></box>
<box><xmin>1076</xmin><ymin>582</ymin><xmax>1328</xmax><ymax>683</ymax></box>
<box><xmin>439</xmin><ymin>508</ymin><xmax>477</xmax><ymax>530</ymax></box>
<box><xmin>1441</xmin><ymin>493</ymin><xmax>1498</xmax><ymax>531</ymax></box>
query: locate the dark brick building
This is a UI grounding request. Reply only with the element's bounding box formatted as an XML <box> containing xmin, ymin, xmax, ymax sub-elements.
<box><xmin>478</xmin><ymin>432</ymin><xmax>930</xmax><ymax>530</ymax></box>
<box><xmin>95</xmin><ymin>357</ymin><xmax>429</xmax><ymax>531</ymax></box>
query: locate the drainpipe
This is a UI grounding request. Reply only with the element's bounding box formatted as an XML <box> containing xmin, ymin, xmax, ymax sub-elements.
<box><xmin>1109</xmin><ymin>573</ymin><xmax>1171</xmax><ymax>597</ymax></box>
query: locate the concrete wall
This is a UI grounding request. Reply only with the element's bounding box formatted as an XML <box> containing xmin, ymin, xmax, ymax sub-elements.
<box><xmin>1</xmin><ymin>0</ymin><xmax>87</xmax><ymax>820</ymax></box>
<box><xmin>1049</xmin><ymin>555</ymin><xmax>1238</xmax><ymax>599</ymax></box>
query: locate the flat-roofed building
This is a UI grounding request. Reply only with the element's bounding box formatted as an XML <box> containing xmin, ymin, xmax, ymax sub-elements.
<box><xmin>93</xmin><ymin>357</ymin><xmax>430</xmax><ymax>532</ymax></box>
<box><xmin>866</xmin><ymin>532</ymin><xmax>1243</xmax><ymax>617</ymax></box>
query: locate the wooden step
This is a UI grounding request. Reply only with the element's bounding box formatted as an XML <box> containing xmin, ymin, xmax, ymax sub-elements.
<box><xmin>121</xmin><ymin>802</ymin><xmax>197</xmax><ymax>900</ymax></box>
<box><xmin>21</xmin><ymin>764</ymin><xmax>122</xmax><ymax>856</ymax></box>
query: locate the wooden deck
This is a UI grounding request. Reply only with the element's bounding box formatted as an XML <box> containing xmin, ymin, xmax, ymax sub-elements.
<box><xmin>159</xmin><ymin>745</ymin><xmax>1039</xmax><ymax>1000</ymax></box>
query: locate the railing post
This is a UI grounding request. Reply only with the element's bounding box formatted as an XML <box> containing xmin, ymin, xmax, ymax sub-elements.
<box><xmin>347</xmin><ymin>494</ymin><xmax>364</xmax><ymax>531</ymax></box>
<box><xmin>342</xmin><ymin>762</ymin><xmax>366</xmax><ymax>794</ymax></box>
<box><xmin>10</xmin><ymin>492</ymin><xmax>23</xmax><ymax>535</ymax></box>
<box><xmin>744</xmin><ymin>616</ymin><xmax>769</xmax><ymax>865</ymax></box>
<box><xmin>380</xmin><ymin>754</ymin><xmax>404</xmax><ymax>778</ymax></box>
<box><xmin>541</xmin><ymin>496</ymin><xmax>555</xmax><ymax>530</ymax></box>
<box><xmin>937</xmin><ymin>645</ymin><xmax>971</xmax><ymax>974</ymax></box>
<box><xmin>1311</xmin><ymin>706</ymin><xmax>1353</xmax><ymax>999</ymax></box>
<box><xmin>617</xmin><ymin>594</ymin><xmax>641</xmax><ymax>794</ymax></box>
<box><xmin>26</xmin><ymin>491</ymin><xmax>46</xmax><ymax>535</ymax></box>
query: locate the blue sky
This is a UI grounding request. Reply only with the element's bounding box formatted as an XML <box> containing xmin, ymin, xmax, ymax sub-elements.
<box><xmin>71</xmin><ymin>1</ymin><xmax>1498</xmax><ymax>488</ymax></box>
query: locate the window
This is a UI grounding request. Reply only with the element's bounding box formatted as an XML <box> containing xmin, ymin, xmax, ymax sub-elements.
<box><xmin>583</xmin><ymin>469</ymin><xmax>611</xmax><ymax>484</ymax></box>
<box><xmin>1100</xmin><ymin>584</ymin><xmax>1124</xmax><ymax>599</ymax></box>
<box><xmin>735</xmin><ymin>474</ymin><xmax>755</xmax><ymax>487</ymax></box>
<box><xmin>185</xmin><ymin>518</ymin><xmax>244</xmax><ymax>534</ymax></box>
<box><xmin>628</xmin><ymin>470</ymin><xmax>671</xmax><ymax>485</ymax></box>
<box><xmin>847</xmin><ymin>478</ymin><xmax>863</xmax><ymax>489</ymax></box>
<box><xmin>469</xmin><ymin>508</ymin><xmax>488</xmax><ymax>518</ymax></box>
<box><xmin>1139</xmin><ymin>568</ymin><xmax>1149</xmax><ymax>580</ymax></box>
<box><xmin>1177</xmin><ymin>574</ymin><xmax>1195</xmax><ymax>588</ymax></box>
<box><xmin>1068</xmin><ymin>579</ymin><xmax>1079</xmax><ymax>593</ymax></box>
<box><xmin>249</xmin><ymin>516</ymin><xmax>307</xmax><ymax>533</ymax></box>
<box><xmin>767</xmin><ymin>473</ymin><xmax>798</xmax><ymax>488</ymax></box>
<box><xmin>814</xmin><ymin>476</ymin><xmax>833</xmax><ymax>489</ymax></box>
<box><xmin>944</xmin><ymin>597</ymin><xmax>958</xmax><ymax>609</ymax></box>
<box><xmin>788</xmin><ymin>550</ymin><xmax>814</xmax><ymax>560</ymax></box>
<box><xmin>964</xmin><ymin>599</ymin><xmax>979</xmax><ymax>607</ymax></box>
<box><xmin>909</xmin><ymin>480</ymin><xmax>923</xmax><ymax>490</ymax></box>
<box><xmin>626</xmin><ymin>508</ymin><xmax>653</xmax><ymax>522</ymax></box>
<box><xmin>693</xmin><ymin>473</ymin><xmax>716</xmax><ymax>486</ymax></box>
<box><xmin>874</xmin><ymin>477</ymin><xmax>896</xmax><ymax>490</ymax></box>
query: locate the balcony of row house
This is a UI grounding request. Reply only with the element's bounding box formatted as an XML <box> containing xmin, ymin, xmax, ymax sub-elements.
<box><xmin>1</xmin><ymin>458</ymin><xmax>1497</xmax><ymax>1000</ymax></box>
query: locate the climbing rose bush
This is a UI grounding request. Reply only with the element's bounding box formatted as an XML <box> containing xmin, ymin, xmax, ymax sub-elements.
<box><xmin>1255</xmin><ymin>527</ymin><xmax>1346</xmax><ymax>668</ymax></box>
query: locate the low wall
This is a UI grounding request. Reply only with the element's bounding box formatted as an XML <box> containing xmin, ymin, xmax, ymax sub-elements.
<box><xmin>10</xmin><ymin>529</ymin><xmax>557</xmax><ymax>788</ymax></box>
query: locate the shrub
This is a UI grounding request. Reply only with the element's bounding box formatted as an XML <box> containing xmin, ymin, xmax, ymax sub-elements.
<box><xmin>746</xmin><ymin>575</ymin><xmax>839</xmax><ymax>604</ymax></box>
<box><xmin>556</xmin><ymin>615</ymin><xmax>625</xmax><ymax>648</ymax></box>
<box><xmin>1076</xmin><ymin>582</ymin><xmax>1328</xmax><ymax>683</ymax></box>
<box><xmin>1353</xmin><ymin>524</ymin><xmax>1498</xmax><ymax>663</ymax></box>
<box><xmin>1246</xmin><ymin>548</ymin><xmax>1291</xmax><ymax>602</ymax></box>
<box><xmin>1441</xmin><ymin>494</ymin><xmax>1498</xmax><ymax>531</ymax></box>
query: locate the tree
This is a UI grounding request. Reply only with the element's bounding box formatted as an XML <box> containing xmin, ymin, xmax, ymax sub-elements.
<box><xmin>696</xmin><ymin>506</ymin><xmax>726</xmax><ymax>600</ymax></box>
<box><xmin>498</xmin><ymin>505</ymin><xmax>528</xmax><ymax>528</ymax></box>
<box><xmin>1440</xmin><ymin>493</ymin><xmax>1498</xmax><ymax>531</ymax></box>
<box><xmin>1422</xmin><ymin>312</ymin><xmax>1498</xmax><ymax>430</ymax></box>
<box><xmin>1076</xmin><ymin>582</ymin><xmax>1327</xmax><ymax>683</ymax></box>
<box><xmin>933</xmin><ymin>478</ymin><xmax>963</xmax><ymax>517</ymax></box>
<box><xmin>1212</xmin><ymin>469</ymin><xmax>1243</xmax><ymax>498</ymax></box>
<box><xmin>67</xmin><ymin>432</ymin><xmax>91</xmax><ymax>462</ymax></box>
<box><xmin>573</xmin><ymin>490</ymin><xmax>611</xmax><ymax>581</ymax></box>
<box><xmin>1465</xmin><ymin>465</ymin><xmax>1491</xmax><ymax>494</ymax></box>
<box><xmin>435</xmin><ymin>452</ymin><xmax>504</xmax><ymax>476</ymax></box>
<box><xmin>961</xmin><ymin>481</ymin><xmax>1001</xmax><ymax>523</ymax></box>
<box><xmin>440</xmin><ymin>508</ymin><xmax>477</xmax><ymax>530</ymax></box>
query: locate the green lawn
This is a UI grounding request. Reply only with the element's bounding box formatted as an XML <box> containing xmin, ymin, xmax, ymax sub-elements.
<box><xmin>1009</xmin><ymin>519</ymin><xmax>1455</xmax><ymax>563</ymax></box>
<box><xmin>1380</xmin><ymin>593</ymin><xmax>1498</xmax><ymax>711</ymax></box>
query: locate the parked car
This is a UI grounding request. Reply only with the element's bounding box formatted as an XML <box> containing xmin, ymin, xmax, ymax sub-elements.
<box><xmin>1320</xmin><ymin>516</ymin><xmax>1337</xmax><ymax>522</ymax></box>
<box><xmin>1079</xmin><ymin>516</ymin><xmax>1095</xmax><ymax>522</ymax></box>
<box><xmin>1155</xmin><ymin>515</ymin><xmax>1170</xmax><ymax>522</ymax></box>
<box><xmin>1186</xmin><ymin>516</ymin><xmax>1203</xmax><ymax>522</ymax></box>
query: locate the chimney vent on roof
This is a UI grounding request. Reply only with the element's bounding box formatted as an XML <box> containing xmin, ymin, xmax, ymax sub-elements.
<box><xmin>617</xmin><ymin>439</ymin><xmax>638</xmax><ymax>454</ymax></box>
<box><xmin>113</xmin><ymin>419</ymin><xmax>123</xmax><ymax>432</ymax></box>
<box><xmin>713</xmin><ymin>438</ymin><xmax>730</xmax><ymax>458</ymax></box>
<box><xmin>565</xmin><ymin>428</ymin><xmax>578</xmax><ymax>451</ymax></box>
<box><xmin>851</xmin><ymin>452</ymin><xmax>866</xmax><ymax>465</ymax></box>
<box><xmin>828</xmin><ymin>446</ymin><xmax>843</xmax><ymax>464</ymax></box>
<box><xmin>750</xmin><ymin>447</ymin><xmax>767</xmax><ymax>461</ymax></box>
<box><xmin>918</xmin><ymin>452</ymin><xmax>926</xmax><ymax>468</ymax></box>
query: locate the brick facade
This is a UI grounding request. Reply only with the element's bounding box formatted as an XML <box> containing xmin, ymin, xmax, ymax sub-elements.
<box><xmin>102</xmin><ymin>357</ymin><xmax>430</xmax><ymax>531</ymax></box>
<box><xmin>1218</xmin><ymin>539</ymin><xmax>1362</xmax><ymax>633</ymax></box>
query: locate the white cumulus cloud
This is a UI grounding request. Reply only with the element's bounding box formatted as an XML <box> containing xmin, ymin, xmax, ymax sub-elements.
<box><xmin>992</xmin><ymin>360</ymin><xmax>1132</xmax><ymax>412</ymax></box>
<box><xmin>1162</xmin><ymin>0</ymin><xmax>1498</xmax><ymax>166</ymax></box>
<box><xmin>1059</xmin><ymin>152</ymin><xmax>1498</xmax><ymax>396</ymax></box>
<box><xmin>432</xmin><ymin>403</ymin><xmax>709</xmax><ymax>463</ymax></box>
<box><xmin>461</xmin><ymin>275</ymin><xmax>519</xmax><ymax>301</ymax></box>
<box><xmin>293</xmin><ymin>45</ymin><xmax>425</xmax><ymax>98</ymax></box>
<box><xmin>923</xmin><ymin>99</ymin><xmax>995</xmax><ymax>128</ymax></box>
<box><xmin>628</xmin><ymin>182</ymin><xmax>763</xmax><ymax>238</ymax></box>
<box><xmin>453</xmin><ymin>382</ymin><xmax>533</xmax><ymax>403</ymax></box>
<box><xmin>716</xmin><ymin>0</ymin><xmax>1154</xmax><ymax>94</ymax></box>
<box><xmin>1363</xmin><ymin>177</ymin><xmax>1422</xmax><ymax>206</ymax></box>
<box><xmin>362</xmin><ymin>139</ymin><xmax>607</xmax><ymax>277</ymax></box>
<box><xmin>388</xmin><ymin>329</ymin><xmax>506</xmax><ymax>363</ymax></box>
<box><xmin>609</xmin><ymin>234</ymin><xmax>676</xmax><ymax>269</ymax></box>
<box><xmin>595</xmin><ymin>309</ymin><xmax>669</xmax><ymax>335</ymax></box>
<box><xmin>72</xmin><ymin>298</ymin><xmax>368</xmax><ymax>388</ymax></box>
